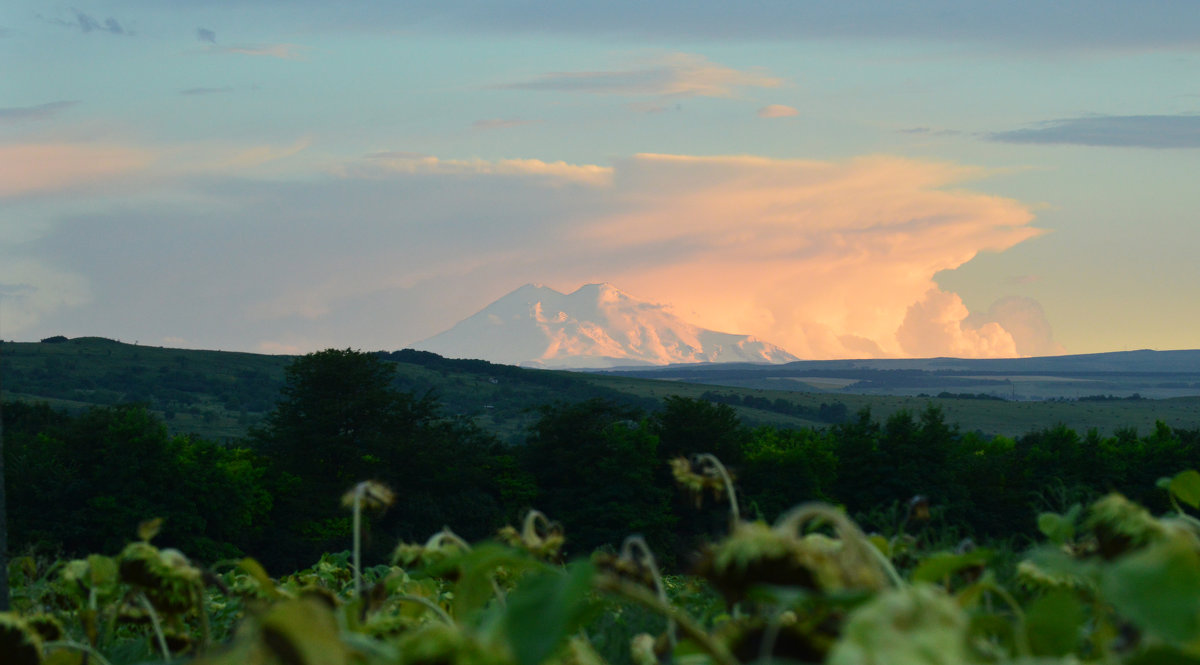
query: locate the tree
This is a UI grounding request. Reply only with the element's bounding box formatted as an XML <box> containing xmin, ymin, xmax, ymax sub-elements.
<box><xmin>522</xmin><ymin>399</ymin><xmax>675</xmax><ymax>558</ymax></box>
<box><xmin>252</xmin><ymin>349</ymin><xmax>518</xmax><ymax>571</ymax></box>
<box><xmin>650</xmin><ymin>396</ymin><xmax>746</xmax><ymax>463</ymax></box>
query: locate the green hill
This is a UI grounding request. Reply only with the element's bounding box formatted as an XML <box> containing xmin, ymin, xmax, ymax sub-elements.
<box><xmin>4</xmin><ymin>337</ymin><xmax>1200</xmax><ymax>441</ymax></box>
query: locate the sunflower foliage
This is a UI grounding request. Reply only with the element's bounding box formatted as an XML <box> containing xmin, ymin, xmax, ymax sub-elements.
<box><xmin>7</xmin><ymin>469</ymin><xmax>1200</xmax><ymax>664</ymax></box>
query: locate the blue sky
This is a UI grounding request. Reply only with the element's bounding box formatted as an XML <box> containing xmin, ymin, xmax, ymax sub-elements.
<box><xmin>3</xmin><ymin>1</ymin><xmax>1199</xmax><ymax>358</ymax></box>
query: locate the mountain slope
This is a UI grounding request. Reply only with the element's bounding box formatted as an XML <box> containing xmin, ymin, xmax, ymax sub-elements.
<box><xmin>411</xmin><ymin>283</ymin><xmax>799</xmax><ymax>368</ymax></box>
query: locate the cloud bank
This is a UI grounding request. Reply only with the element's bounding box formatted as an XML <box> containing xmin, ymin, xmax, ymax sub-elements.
<box><xmin>0</xmin><ymin>101</ymin><xmax>79</xmax><ymax>122</ymax></box>
<box><xmin>989</xmin><ymin>114</ymin><xmax>1200</xmax><ymax>148</ymax></box>
<box><xmin>10</xmin><ymin>147</ymin><xmax>1050</xmax><ymax>358</ymax></box>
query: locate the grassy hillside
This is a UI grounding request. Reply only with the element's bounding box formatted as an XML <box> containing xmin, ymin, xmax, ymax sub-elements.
<box><xmin>4</xmin><ymin>337</ymin><xmax>1200</xmax><ymax>441</ymax></box>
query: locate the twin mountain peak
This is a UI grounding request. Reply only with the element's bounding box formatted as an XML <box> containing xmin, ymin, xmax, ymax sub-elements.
<box><xmin>410</xmin><ymin>283</ymin><xmax>797</xmax><ymax>369</ymax></box>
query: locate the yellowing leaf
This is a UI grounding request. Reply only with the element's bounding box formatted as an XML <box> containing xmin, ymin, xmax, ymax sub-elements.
<box><xmin>1169</xmin><ymin>470</ymin><xmax>1200</xmax><ymax>509</ymax></box>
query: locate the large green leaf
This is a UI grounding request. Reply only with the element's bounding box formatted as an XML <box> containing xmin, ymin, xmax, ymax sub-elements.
<box><xmin>1101</xmin><ymin>539</ymin><xmax>1200</xmax><ymax>646</ymax></box>
<box><xmin>259</xmin><ymin>597</ymin><xmax>348</xmax><ymax>665</ymax></box>
<box><xmin>502</xmin><ymin>561</ymin><xmax>598</xmax><ymax>665</ymax></box>
<box><xmin>911</xmin><ymin>550</ymin><xmax>991</xmax><ymax>585</ymax></box>
<box><xmin>447</xmin><ymin>543</ymin><xmax>541</xmax><ymax>618</ymax></box>
<box><xmin>1025</xmin><ymin>590</ymin><xmax>1084</xmax><ymax>657</ymax></box>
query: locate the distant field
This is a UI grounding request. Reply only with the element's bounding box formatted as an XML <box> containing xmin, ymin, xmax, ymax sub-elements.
<box><xmin>5</xmin><ymin>338</ymin><xmax>1200</xmax><ymax>440</ymax></box>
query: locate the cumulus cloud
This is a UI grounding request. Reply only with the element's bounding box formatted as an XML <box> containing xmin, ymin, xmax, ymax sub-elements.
<box><xmin>896</xmin><ymin>290</ymin><xmax>1017</xmax><ymax>358</ymax></box>
<box><xmin>499</xmin><ymin>52</ymin><xmax>781</xmax><ymax>98</ymax></box>
<box><xmin>11</xmin><ymin>150</ymin><xmax>1045</xmax><ymax>358</ymax></box>
<box><xmin>758</xmin><ymin>104</ymin><xmax>798</xmax><ymax>118</ymax></box>
<box><xmin>965</xmin><ymin>295</ymin><xmax>1065</xmax><ymax>356</ymax></box>
<box><xmin>989</xmin><ymin>114</ymin><xmax>1200</xmax><ymax>148</ymax></box>
<box><xmin>574</xmin><ymin>154</ymin><xmax>1041</xmax><ymax>358</ymax></box>
<box><xmin>0</xmin><ymin>100</ymin><xmax>79</xmax><ymax>122</ymax></box>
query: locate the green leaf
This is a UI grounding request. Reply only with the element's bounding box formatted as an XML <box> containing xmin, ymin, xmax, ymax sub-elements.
<box><xmin>1025</xmin><ymin>590</ymin><xmax>1084</xmax><ymax>657</ymax></box>
<box><xmin>1126</xmin><ymin>645</ymin><xmax>1200</xmax><ymax>665</ymax></box>
<box><xmin>911</xmin><ymin>549</ymin><xmax>991</xmax><ymax>585</ymax></box>
<box><xmin>85</xmin><ymin>554</ymin><xmax>118</xmax><ymax>591</ymax></box>
<box><xmin>1169</xmin><ymin>470</ymin><xmax>1200</xmax><ymax>509</ymax></box>
<box><xmin>260</xmin><ymin>597</ymin><xmax>348</xmax><ymax>665</ymax></box>
<box><xmin>1101</xmin><ymin>539</ymin><xmax>1200</xmax><ymax>645</ymax></box>
<box><xmin>502</xmin><ymin>561</ymin><xmax>597</xmax><ymax>665</ymax></box>
<box><xmin>448</xmin><ymin>543</ymin><xmax>541</xmax><ymax>617</ymax></box>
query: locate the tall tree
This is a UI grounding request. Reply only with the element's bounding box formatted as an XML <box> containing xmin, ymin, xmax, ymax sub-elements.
<box><xmin>252</xmin><ymin>349</ymin><xmax>518</xmax><ymax>571</ymax></box>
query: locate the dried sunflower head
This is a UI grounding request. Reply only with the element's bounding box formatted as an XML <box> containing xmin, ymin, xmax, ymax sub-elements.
<box><xmin>827</xmin><ymin>584</ymin><xmax>970</xmax><ymax>665</ymax></box>
<box><xmin>118</xmin><ymin>542</ymin><xmax>203</xmax><ymax>615</ymax></box>
<box><xmin>392</xmin><ymin>529</ymin><xmax>470</xmax><ymax>575</ymax></box>
<box><xmin>670</xmin><ymin>456</ymin><xmax>732</xmax><ymax>509</ymax></box>
<box><xmin>341</xmin><ymin>481</ymin><xmax>396</xmax><ymax>512</ymax></box>
<box><xmin>498</xmin><ymin>510</ymin><xmax>564</xmax><ymax>562</ymax></box>
<box><xmin>1086</xmin><ymin>493</ymin><xmax>1169</xmax><ymax>560</ymax></box>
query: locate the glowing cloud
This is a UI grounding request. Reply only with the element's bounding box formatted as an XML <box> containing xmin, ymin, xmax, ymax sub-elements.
<box><xmin>11</xmin><ymin>150</ymin><xmax>1047</xmax><ymax>359</ymax></box>
<box><xmin>578</xmin><ymin>154</ymin><xmax>1043</xmax><ymax>358</ymax></box>
<box><xmin>341</xmin><ymin>153</ymin><xmax>613</xmax><ymax>185</ymax></box>
<box><xmin>500</xmin><ymin>52</ymin><xmax>782</xmax><ymax>98</ymax></box>
<box><xmin>0</xmin><ymin>144</ymin><xmax>154</xmax><ymax>197</ymax></box>
<box><xmin>217</xmin><ymin>44</ymin><xmax>308</xmax><ymax>60</ymax></box>
<box><xmin>758</xmin><ymin>104</ymin><xmax>799</xmax><ymax>118</ymax></box>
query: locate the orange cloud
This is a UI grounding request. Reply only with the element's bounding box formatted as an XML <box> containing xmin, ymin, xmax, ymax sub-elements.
<box><xmin>0</xmin><ymin>143</ymin><xmax>154</xmax><ymax>197</ymax></box>
<box><xmin>340</xmin><ymin>153</ymin><xmax>613</xmax><ymax>185</ymax></box>
<box><xmin>758</xmin><ymin>104</ymin><xmax>799</xmax><ymax>118</ymax></box>
<box><xmin>579</xmin><ymin>154</ymin><xmax>1042</xmax><ymax>358</ymax></box>
<box><xmin>501</xmin><ymin>52</ymin><xmax>782</xmax><ymax>98</ymax></box>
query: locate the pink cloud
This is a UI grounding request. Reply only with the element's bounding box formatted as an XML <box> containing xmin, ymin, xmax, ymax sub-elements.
<box><xmin>217</xmin><ymin>43</ymin><xmax>307</xmax><ymax>60</ymax></box>
<box><xmin>0</xmin><ymin>143</ymin><xmax>154</xmax><ymax>197</ymax></box>
<box><xmin>575</xmin><ymin>154</ymin><xmax>1042</xmax><ymax>358</ymax></box>
<box><xmin>758</xmin><ymin>104</ymin><xmax>799</xmax><ymax>118</ymax></box>
<box><xmin>501</xmin><ymin>52</ymin><xmax>782</xmax><ymax>98</ymax></box>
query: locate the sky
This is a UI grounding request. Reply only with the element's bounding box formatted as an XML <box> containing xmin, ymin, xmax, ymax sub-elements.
<box><xmin>3</xmin><ymin>1</ymin><xmax>1200</xmax><ymax>359</ymax></box>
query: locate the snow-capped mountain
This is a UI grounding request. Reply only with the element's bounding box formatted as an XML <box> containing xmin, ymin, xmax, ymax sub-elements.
<box><xmin>410</xmin><ymin>283</ymin><xmax>798</xmax><ymax>368</ymax></box>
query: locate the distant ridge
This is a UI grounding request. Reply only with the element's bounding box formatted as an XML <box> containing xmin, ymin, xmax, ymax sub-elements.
<box><xmin>410</xmin><ymin>283</ymin><xmax>798</xmax><ymax>368</ymax></box>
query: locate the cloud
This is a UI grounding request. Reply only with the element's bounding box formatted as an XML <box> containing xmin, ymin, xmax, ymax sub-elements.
<box><xmin>0</xmin><ymin>100</ymin><xmax>79</xmax><ymax>122</ymax></box>
<box><xmin>216</xmin><ymin>44</ymin><xmax>307</xmax><ymax>60</ymax></box>
<box><xmin>0</xmin><ymin>138</ymin><xmax>317</xmax><ymax>199</ymax></box>
<box><xmin>896</xmin><ymin>289</ymin><xmax>1017</xmax><ymax>358</ymax></box>
<box><xmin>0</xmin><ymin>258</ymin><xmax>90</xmax><ymax>335</ymax></box>
<box><xmin>162</xmin><ymin>2</ymin><xmax>1200</xmax><ymax>53</ymax></box>
<box><xmin>197</xmin><ymin>27</ymin><xmax>216</xmax><ymax>43</ymax></box>
<box><xmin>988</xmin><ymin>114</ymin><xmax>1200</xmax><ymax>148</ymax></box>
<box><xmin>965</xmin><ymin>295</ymin><xmax>1065</xmax><ymax>356</ymax></box>
<box><xmin>499</xmin><ymin>53</ymin><xmax>781</xmax><ymax>98</ymax></box>
<box><xmin>0</xmin><ymin>144</ymin><xmax>154</xmax><ymax>197</ymax></box>
<box><xmin>899</xmin><ymin>126</ymin><xmax>962</xmax><ymax>136</ymax></box>
<box><xmin>758</xmin><ymin>104</ymin><xmax>798</xmax><ymax>118</ymax></box>
<box><xmin>49</xmin><ymin>11</ymin><xmax>129</xmax><ymax>35</ymax></box>
<box><xmin>340</xmin><ymin>153</ymin><xmax>613</xmax><ymax>185</ymax></box>
<box><xmin>472</xmin><ymin>117</ymin><xmax>540</xmax><ymax>130</ymax></box>
<box><xmin>12</xmin><ymin>151</ymin><xmax>1044</xmax><ymax>358</ymax></box>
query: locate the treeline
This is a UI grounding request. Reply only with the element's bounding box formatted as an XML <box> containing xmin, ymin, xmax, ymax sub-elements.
<box><xmin>5</xmin><ymin>349</ymin><xmax>1200</xmax><ymax>573</ymax></box>
<box><xmin>699</xmin><ymin>389</ymin><xmax>850</xmax><ymax>423</ymax></box>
